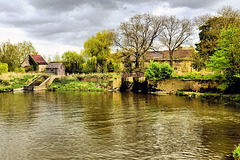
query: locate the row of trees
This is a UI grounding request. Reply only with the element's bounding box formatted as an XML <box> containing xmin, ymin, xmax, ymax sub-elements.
<box><xmin>0</xmin><ymin>40</ymin><xmax>38</xmax><ymax>71</ymax></box>
<box><xmin>191</xmin><ymin>6</ymin><xmax>240</xmax><ymax>92</ymax></box>
<box><xmin>192</xmin><ymin>6</ymin><xmax>240</xmax><ymax>71</ymax></box>
<box><xmin>113</xmin><ymin>13</ymin><xmax>193</xmax><ymax>69</ymax></box>
<box><xmin>62</xmin><ymin>13</ymin><xmax>193</xmax><ymax>74</ymax></box>
<box><xmin>63</xmin><ymin>6</ymin><xmax>239</xmax><ymax>75</ymax></box>
<box><xmin>0</xmin><ymin>6</ymin><xmax>239</xmax><ymax>79</ymax></box>
<box><xmin>62</xmin><ymin>30</ymin><xmax>121</xmax><ymax>73</ymax></box>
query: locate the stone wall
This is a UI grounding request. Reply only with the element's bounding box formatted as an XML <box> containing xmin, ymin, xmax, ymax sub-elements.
<box><xmin>148</xmin><ymin>79</ymin><xmax>221</xmax><ymax>93</ymax></box>
<box><xmin>39</xmin><ymin>65</ymin><xmax>47</xmax><ymax>72</ymax></box>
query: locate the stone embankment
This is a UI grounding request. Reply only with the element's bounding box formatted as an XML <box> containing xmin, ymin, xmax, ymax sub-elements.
<box><xmin>148</xmin><ymin>79</ymin><xmax>220</xmax><ymax>94</ymax></box>
<box><xmin>120</xmin><ymin>77</ymin><xmax>221</xmax><ymax>94</ymax></box>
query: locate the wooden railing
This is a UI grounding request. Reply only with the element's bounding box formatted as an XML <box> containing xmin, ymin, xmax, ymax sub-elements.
<box><xmin>122</xmin><ymin>73</ymin><xmax>145</xmax><ymax>78</ymax></box>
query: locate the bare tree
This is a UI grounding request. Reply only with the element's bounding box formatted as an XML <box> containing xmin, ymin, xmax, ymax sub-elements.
<box><xmin>194</xmin><ymin>14</ymin><xmax>212</xmax><ymax>27</ymax></box>
<box><xmin>160</xmin><ymin>16</ymin><xmax>193</xmax><ymax>67</ymax></box>
<box><xmin>114</xmin><ymin>13</ymin><xmax>165</xmax><ymax>70</ymax></box>
<box><xmin>217</xmin><ymin>6</ymin><xmax>240</xmax><ymax>28</ymax></box>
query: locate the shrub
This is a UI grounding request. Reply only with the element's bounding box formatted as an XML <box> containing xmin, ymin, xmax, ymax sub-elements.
<box><xmin>145</xmin><ymin>61</ymin><xmax>173</xmax><ymax>81</ymax></box>
<box><xmin>0</xmin><ymin>63</ymin><xmax>8</xmax><ymax>74</ymax></box>
<box><xmin>233</xmin><ymin>144</ymin><xmax>240</xmax><ymax>160</ymax></box>
<box><xmin>14</xmin><ymin>67</ymin><xmax>25</xmax><ymax>73</ymax></box>
<box><xmin>234</xmin><ymin>95</ymin><xmax>240</xmax><ymax>102</ymax></box>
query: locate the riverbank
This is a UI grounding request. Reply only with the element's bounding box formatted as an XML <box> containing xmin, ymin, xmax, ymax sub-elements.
<box><xmin>48</xmin><ymin>73</ymin><xmax>122</xmax><ymax>92</ymax></box>
<box><xmin>2</xmin><ymin>72</ymin><xmax>240</xmax><ymax>106</ymax></box>
<box><xmin>0</xmin><ymin>72</ymin><xmax>39</xmax><ymax>92</ymax></box>
<box><xmin>175</xmin><ymin>91</ymin><xmax>240</xmax><ymax>107</ymax></box>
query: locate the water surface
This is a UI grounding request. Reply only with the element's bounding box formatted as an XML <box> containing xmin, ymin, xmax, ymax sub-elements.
<box><xmin>0</xmin><ymin>91</ymin><xmax>240</xmax><ymax>159</ymax></box>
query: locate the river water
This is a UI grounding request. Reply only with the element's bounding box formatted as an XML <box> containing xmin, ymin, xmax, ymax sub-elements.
<box><xmin>0</xmin><ymin>91</ymin><xmax>240</xmax><ymax>159</ymax></box>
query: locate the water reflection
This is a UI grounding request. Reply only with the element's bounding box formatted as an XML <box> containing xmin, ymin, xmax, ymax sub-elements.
<box><xmin>0</xmin><ymin>91</ymin><xmax>240</xmax><ymax>159</ymax></box>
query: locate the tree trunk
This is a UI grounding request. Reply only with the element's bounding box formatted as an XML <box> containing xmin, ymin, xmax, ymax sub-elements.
<box><xmin>135</xmin><ymin>56</ymin><xmax>139</xmax><ymax>69</ymax></box>
<box><xmin>169</xmin><ymin>50</ymin><xmax>173</xmax><ymax>67</ymax></box>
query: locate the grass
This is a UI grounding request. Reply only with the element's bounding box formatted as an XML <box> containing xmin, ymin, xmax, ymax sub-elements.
<box><xmin>0</xmin><ymin>73</ymin><xmax>39</xmax><ymax>92</ymax></box>
<box><xmin>172</xmin><ymin>72</ymin><xmax>225</xmax><ymax>81</ymax></box>
<box><xmin>76</xmin><ymin>73</ymin><xmax>121</xmax><ymax>78</ymax></box>
<box><xmin>48</xmin><ymin>77</ymin><xmax>108</xmax><ymax>92</ymax></box>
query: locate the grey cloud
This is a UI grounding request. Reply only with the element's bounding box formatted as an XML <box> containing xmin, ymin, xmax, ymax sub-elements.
<box><xmin>27</xmin><ymin>0</ymin><xmax>159</xmax><ymax>12</ymax></box>
<box><xmin>0</xmin><ymin>0</ymin><xmax>236</xmax><ymax>52</ymax></box>
<box><xmin>164</xmin><ymin>0</ymin><xmax>224</xmax><ymax>9</ymax></box>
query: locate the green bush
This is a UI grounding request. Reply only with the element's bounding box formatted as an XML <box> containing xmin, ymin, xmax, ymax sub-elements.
<box><xmin>233</xmin><ymin>144</ymin><xmax>240</xmax><ymax>160</ymax></box>
<box><xmin>234</xmin><ymin>95</ymin><xmax>240</xmax><ymax>103</ymax></box>
<box><xmin>145</xmin><ymin>61</ymin><xmax>173</xmax><ymax>81</ymax></box>
<box><xmin>0</xmin><ymin>63</ymin><xmax>8</xmax><ymax>74</ymax></box>
<box><xmin>14</xmin><ymin>67</ymin><xmax>25</xmax><ymax>73</ymax></box>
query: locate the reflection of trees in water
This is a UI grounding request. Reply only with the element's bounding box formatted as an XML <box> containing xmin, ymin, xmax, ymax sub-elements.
<box><xmin>0</xmin><ymin>92</ymin><xmax>240</xmax><ymax>159</ymax></box>
<box><xmin>0</xmin><ymin>91</ymin><xmax>46</xmax><ymax>124</ymax></box>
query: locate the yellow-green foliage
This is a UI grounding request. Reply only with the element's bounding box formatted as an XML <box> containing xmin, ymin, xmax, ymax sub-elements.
<box><xmin>48</xmin><ymin>77</ymin><xmax>107</xmax><ymax>91</ymax></box>
<box><xmin>76</xmin><ymin>73</ymin><xmax>121</xmax><ymax>78</ymax></box>
<box><xmin>14</xmin><ymin>67</ymin><xmax>25</xmax><ymax>73</ymax></box>
<box><xmin>0</xmin><ymin>73</ymin><xmax>38</xmax><ymax>92</ymax></box>
<box><xmin>0</xmin><ymin>63</ymin><xmax>8</xmax><ymax>74</ymax></box>
<box><xmin>145</xmin><ymin>61</ymin><xmax>173</xmax><ymax>81</ymax></box>
<box><xmin>233</xmin><ymin>144</ymin><xmax>240</xmax><ymax>160</ymax></box>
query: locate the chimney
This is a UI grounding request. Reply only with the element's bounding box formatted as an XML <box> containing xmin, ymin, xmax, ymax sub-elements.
<box><xmin>178</xmin><ymin>46</ymin><xmax>183</xmax><ymax>50</ymax></box>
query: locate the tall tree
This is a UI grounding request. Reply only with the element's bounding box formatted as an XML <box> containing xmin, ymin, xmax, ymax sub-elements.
<box><xmin>0</xmin><ymin>40</ymin><xmax>38</xmax><ymax>71</ymax></box>
<box><xmin>160</xmin><ymin>16</ymin><xmax>193</xmax><ymax>67</ymax></box>
<box><xmin>114</xmin><ymin>13</ymin><xmax>165</xmax><ymax>70</ymax></box>
<box><xmin>83</xmin><ymin>30</ymin><xmax>113</xmax><ymax>73</ymax></box>
<box><xmin>16</xmin><ymin>41</ymin><xmax>38</xmax><ymax>64</ymax></box>
<box><xmin>193</xmin><ymin>6</ymin><xmax>240</xmax><ymax>70</ymax></box>
<box><xmin>53</xmin><ymin>52</ymin><xmax>61</xmax><ymax>62</ymax></box>
<box><xmin>0</xmin><ymin>41</ymin><xmax>18</xmax><ymax>71</ymax></box>
<box><xmin>62</xmin><ymin>51</ymin><xmax>84</xmax><ymax>73</ymax></box>
<box><xmin>47</xmin><ymin>56</ymin><xmax>52</xmax><ymax>63</ymax></box>
<box><xmin>207</xmin><ymin>26</ymin><xmax>240</xmax><ymax>78</ymax></box>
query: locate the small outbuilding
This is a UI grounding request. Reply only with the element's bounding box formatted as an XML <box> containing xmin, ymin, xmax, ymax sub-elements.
<box><xmin>21</xmin><ymin>54</ymin><xmax>48</xmax><ymax>72</ymax></box>
<box><xmin>46</xmin><ymin>62</ymin><xmax>65</xmax><ymax>75</ymax></box>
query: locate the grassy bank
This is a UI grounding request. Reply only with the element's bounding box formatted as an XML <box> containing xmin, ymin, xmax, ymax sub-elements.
<box><xmin>172</xmin><ymin>72</ymin><xmax>223</xmax><ymax>81</ymax></box>
<box><xmin>48</xmin><ymin>76</ymin><xmax>111</xmax><ymax>92</ymax></box>
<box><xmin>176</xmin><ymin>91</ymin><xmax>240</xmax><ymax>106</ymax></box>
<box><xmin>76</xmin><ymin>73</ymin><xmax>121</xmax><ymax>79</ymax></box>
<box><xmin>0</xmin><ymin>72</ymin><xmax>39</xmax><ymax>92</ymax></box>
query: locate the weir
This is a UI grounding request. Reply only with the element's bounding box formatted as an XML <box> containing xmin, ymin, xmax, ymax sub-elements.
<box><xmin>23</xmin><ymin>75</ymin><xmax>64</xmax><ymax>91</ymax></box>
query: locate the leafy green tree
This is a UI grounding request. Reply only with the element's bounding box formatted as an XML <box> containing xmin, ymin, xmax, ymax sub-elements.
<box><xmin>194</xmin><ymin>6</ymin><xmax>240</xmax><ymax>70</ymax></box>
<box><xmin>62</xmin><ymin>51</ymin><xmax>85</xmax><ymax>73</ymax></box>
<box><xmin>82</xmin><ymin>56</ymin><xmax>97</xmax><ymax>73</ymax></box>
<box><xmin>145</xmin><ymin>61</ymin><xmax>173</xmax><ymax>81</ymax></box>
<box><xmin>0</xmin><ymin>41</ymin><xmax>18</xmax><ymax>71</ymax></box>
<box><xmin>207</xmin><ymin>26</ymin><xmax>240</xmax><ymax>93</ymax></box>
<box><xmin>47</xmin><ymin>56</ymin><xmax>52</xmax><ymax>63</ymax></box>
<box><xmin>83</xmin><ymin>30</ymin><xmax>113</xmax><ymax>73</ymax></box>
<box><xmin>53</xmin><ymin>53</ymin><xmax>61</xmax><ymax>62</ymax></box>
<box><xmin>207</xmin><ymin>26</ymin><xmax>240</xmax><ymax>77</ymax></box>
<box><xmin>0</xmin><ymin>40</ymin><xmax>38</xmax><ymax>71</ymax></box>
<box><xmin>123</xmin><ymin>55</ymin><xmax>133</xmax><ymax>73</ymax></box>
<box><xmin>16</xmin><ymin>41</ymin><xmax>38</xmax><ymax>64</ymax></box>
<box><xmin>0</xmin><ymin>63</ymin><xmax>8</xmax><ymax>74</ymax></box>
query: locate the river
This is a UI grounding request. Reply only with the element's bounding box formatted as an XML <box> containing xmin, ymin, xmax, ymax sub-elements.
<box><xmin>0</xmin><ymin>91</ymin><xmax>240</xmax><ymax>159</ymax></box>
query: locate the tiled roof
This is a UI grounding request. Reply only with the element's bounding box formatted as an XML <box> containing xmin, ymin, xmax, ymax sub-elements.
<box><xmin>30</xmin><ymin>55</ymin><xmax>48</xmax><ymax>65</ymax></box>
<box><xmin>121</xmin><ymin>49</ymin><xmax>192</xmax><ymax>61</ymax></box>
<box><xmin>46</xmin><ymin>62</ymin><xmax>63</xmax><ymax>69</ymax></box>
<box><xmin>161</xmin><ymin>49</ymin><xmax>192</xmax><ymax>60</ymax></box>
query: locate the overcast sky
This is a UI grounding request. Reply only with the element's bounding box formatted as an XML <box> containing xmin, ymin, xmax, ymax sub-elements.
<box><xmin>0</xmin><ymin>0</ymin><xmax>239</xmax><ymax>58</ymax></box>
